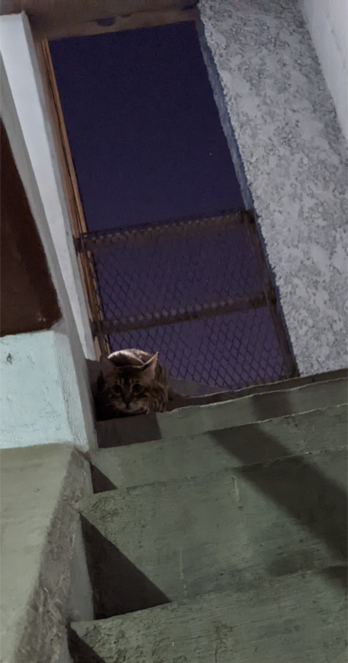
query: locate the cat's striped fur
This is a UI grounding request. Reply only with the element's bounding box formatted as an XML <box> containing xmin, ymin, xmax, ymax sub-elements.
<box><xmin>95</xmin><ymin>349</ymin><xmax>169</xmax><ymax>420</ymax></box>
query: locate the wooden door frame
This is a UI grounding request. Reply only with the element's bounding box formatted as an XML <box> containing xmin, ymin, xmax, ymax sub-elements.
<box><xmin>0</xmin><ymin>1</ymin><xmax>198</xmax><ymax>40</ymax></box>
<box><xmin>34</xmin><ymin>39</ymin><xmax>108</xmax><ymax>356</ymax></box>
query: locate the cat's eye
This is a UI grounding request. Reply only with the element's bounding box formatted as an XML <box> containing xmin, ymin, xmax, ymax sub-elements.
<box><xmin>132</xmin><ymin>383</ymin><xmax>143</xmax><ymax>394</ymax></box>
<box><xmin>112</xmin><ymin>385</ymin><xmax>122</xmax><ymax>394</ymax></box>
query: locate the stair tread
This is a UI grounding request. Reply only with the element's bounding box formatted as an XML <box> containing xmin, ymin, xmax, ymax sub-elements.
<box><xmin>70</xmin><ymin>569</ymin><xmax>347</xmax><ymax>663</ymax></box>
<box><xmin>96</xmin><ymin>375</ymin><xmax>348</xmax><ymax>448</ymax></box>
<box><xmin>80</xmin><ymin>368</ymin><xmax>348</xmax><ymax>663</ymax></box>
<box><xmin>82</xmin><ymin>449</ymin><xmax>347</xmax><ymax>604</ymax></box>
<box><xmin>90</xmin><ymin>403</ymin><xmax>347</xmax><ymax>489</ymax></box>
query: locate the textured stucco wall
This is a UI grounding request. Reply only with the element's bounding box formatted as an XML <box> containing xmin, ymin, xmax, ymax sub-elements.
<box><xmin>198</xmin><ymin>0</ymin><xmax>348</xmax><ymax>376</ymax></box>
<box><xmin>300</xmin><ymin>0</ymin><xmax>348</xmax><ymax>143</ymax></box>
<box><xmin>0</xmin><ymin>13</ymin><xmax>95</xmax><ymax>360</ymax></box>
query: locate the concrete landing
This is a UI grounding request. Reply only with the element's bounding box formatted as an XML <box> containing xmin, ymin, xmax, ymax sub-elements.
<box><xmin>70</xmin><ymin>570</ymin><xmax>347</xmax><ymax>663</ymax></box>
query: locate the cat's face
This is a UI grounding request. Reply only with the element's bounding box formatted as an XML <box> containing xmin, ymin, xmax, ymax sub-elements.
<box><xmin>100</xmin><ymin>353</ymin><xmax>159</xmax><ymax>416</ymax></box>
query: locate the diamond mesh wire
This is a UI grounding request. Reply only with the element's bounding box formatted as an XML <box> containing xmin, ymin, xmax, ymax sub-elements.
<box><xmin>110</xmin><ymin>309</ymin><xmax>287</xmax><ymax>391</ymax></box>
<box><xmin>77</xmin><ymin>210</ymin><xmax>295</xmax><ymax>390</ymax></box>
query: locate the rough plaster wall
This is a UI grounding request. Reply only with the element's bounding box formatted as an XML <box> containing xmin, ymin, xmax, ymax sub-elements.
<box><xmin>0</xmin><ymin>444</ymin><xmax>93</xmax><ymax>663</ymax></box>
<box><xmin>0</xmin><ymin>13</ymin><xmax>95</xmax><ymax>360</ymax></box>
<box><xmin>0</xmin><ymin>55</ymin><xmax>96</xmax><ymax>451</ymax></box>
<box><xmin>300</xmin><ymin>0</ymin><xmax>348</xmax><ymax>143</ymax></box>
<box><xmin>53</xmin><ymin>323</ymin><xmax>95</xmax><ymax>450</ymax></box>
<box><xmin>0</xmin><ymin>330</ymin><xmax>92</xmax><ymax>450</ymax></box>
<box><xmin>198</xmin><ymin>0</ymin><xmax>348</xmax><ymax>376</ymax></box>
<box><xmin>58</xmin><ymin>637</ymin><xmax>73</xmax><ymax>663</ymax></box>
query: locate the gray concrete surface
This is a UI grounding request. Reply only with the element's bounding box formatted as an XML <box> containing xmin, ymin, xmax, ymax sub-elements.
<box><xmin>71</xmin><ymin>570</ymin><xmax>347</xmax><ymax>662</ymax></box>
<box><xmin>74</xmin><ymin>372</ymin><xmax>347</xmax><ymax>661</ymax></box>
<box><xmin>90</xmin><ymin>403</ymin><xmax>347</xmax><ymax>489</ymax></box>
<box><xmin>82</xmin><ymin>448</ymin><xmax>346</xmax><ymax>609</ymax></box>
<box><xmin>0</xmin><ymin>444</ymin><xmax>93</xmax><ymax>663</ymax></box>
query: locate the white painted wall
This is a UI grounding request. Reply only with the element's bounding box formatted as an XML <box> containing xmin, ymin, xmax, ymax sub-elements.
<box><xmin>300</xmin><ymin>0</ymin><xmax>348</xmax><ymax>143</ymax></box>
<box><xmin>1</xmin><ymin>53</ymin><xmax>97</xmax><ymax>451</ymax></box>
<box><xmin>0</xmin><ymin>13</ymin><xmax>96</xmax><ymax>359</ymax></box>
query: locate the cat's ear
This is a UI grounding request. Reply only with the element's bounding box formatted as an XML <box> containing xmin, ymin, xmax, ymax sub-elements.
<box><xmin>100</xmin><ymin>355</ymin><xmax>116</xmax><ymax>378</ymax></box>
<box><xmin>140</xmin><ymin>352</ymin><xmax>158</xmax><ymax>382</ymax></box>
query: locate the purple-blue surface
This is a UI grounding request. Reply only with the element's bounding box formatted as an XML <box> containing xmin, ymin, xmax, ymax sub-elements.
<box><xmin>49</xmin><ymin>22</ymin><xmax>244</xmax><ymax>230</ymax></box>
<box><xmin>49</xmin><ymin>24</ymin><xmax>288</xmax><ymax>388</ymax></box>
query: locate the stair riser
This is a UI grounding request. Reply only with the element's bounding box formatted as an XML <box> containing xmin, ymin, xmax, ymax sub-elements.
<box><xmin>96</xmin><ymin>378</ymin><xmax>348</xmax><ymax>447</ymax></box>
<box><xmin>90</xmin><ymin>404</ymin><xmax>347</xmax><ymax>489</ymax></box>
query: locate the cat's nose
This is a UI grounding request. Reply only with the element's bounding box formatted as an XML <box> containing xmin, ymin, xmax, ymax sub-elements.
<box><xmin>123</xmin><ymin>397</ymin><xmax>131</xmax><ymax>405</ymax></box>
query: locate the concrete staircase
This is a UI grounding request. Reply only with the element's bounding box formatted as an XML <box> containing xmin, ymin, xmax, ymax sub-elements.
<box><xmin>70</xmin><ymin>370</ymin><xmax>347</xmax><ymax>662</ymax></box>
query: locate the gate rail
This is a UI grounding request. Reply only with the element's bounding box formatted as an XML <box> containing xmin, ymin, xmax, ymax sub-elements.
<box><xmin>76</xmin><ymin>210</ymin><xmax>296</xmax><ymax>388</ymax></box>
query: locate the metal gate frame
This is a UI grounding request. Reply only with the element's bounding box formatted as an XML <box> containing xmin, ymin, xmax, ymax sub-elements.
<box><xmin>75</xmin><ymin>209</ymin><xmax>297</xmax><ymax>383</ymax></box>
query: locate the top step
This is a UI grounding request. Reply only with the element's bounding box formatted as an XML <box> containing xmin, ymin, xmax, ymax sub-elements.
<box><xmin>94</xmin><ymin>369</ymin><xmax>347</xmax><ymax>448</ymax></box>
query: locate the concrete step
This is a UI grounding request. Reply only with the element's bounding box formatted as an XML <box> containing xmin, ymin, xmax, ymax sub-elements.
<box><xmin>90</xmin><ymin>403</ymin><xmax>347</xmax><ymax>490</ymax></box>
<box><xmin>70</xmin><ymin>569</ymin><xmax>347</xmax><ymax>663</ymax></box>
<box><xmin>95</xmin><ymin>373</ymin><xmax>347</xmax><ymax>448</ymax></box>
<box><xmin>81</xmin><ymin>448</ymin><xmax>347</xmax><ymax>618</ymax></box>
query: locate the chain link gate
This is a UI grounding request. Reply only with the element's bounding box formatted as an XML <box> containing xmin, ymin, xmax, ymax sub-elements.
<box><xmin>76</xmin><ymin>210</ymin><xmax>296</xmax><ymax>391</ymax></box>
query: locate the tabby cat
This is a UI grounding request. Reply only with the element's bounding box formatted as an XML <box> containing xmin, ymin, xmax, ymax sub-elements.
<box><xmin>95</xmin><ymin>348</ymin><xmax>170</xmax><ymax>420</ymax></box>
